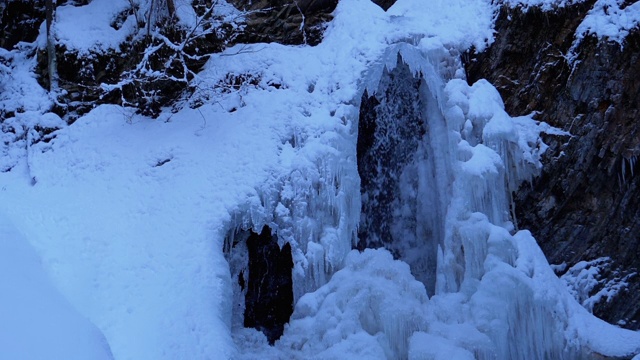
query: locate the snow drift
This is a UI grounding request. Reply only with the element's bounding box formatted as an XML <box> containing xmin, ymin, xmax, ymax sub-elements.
<box><xmin>0</xmin><ymin>212</ymin><xmax>113</xmax><ymax>360</ymax></box>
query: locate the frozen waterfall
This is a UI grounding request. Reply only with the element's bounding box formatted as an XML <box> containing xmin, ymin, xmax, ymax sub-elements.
<box><xmin>228</xmin><ymin>42</ymin><xmax>640</xmax><ymax>360</ymax></box>
<box><xmin>357</xmin><ymin>50</ymin><xmax>453</xmax><ymax>297</ymax></box>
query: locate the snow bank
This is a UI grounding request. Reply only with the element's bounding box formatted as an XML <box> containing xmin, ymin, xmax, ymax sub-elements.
<box><xmin>0</xmin><ymin>105</ymin><xmax>244</xmax><ymax>359</ymax></box>
<box><xmin>0</xmin><ymin>212</ymin><xmax>113</xmax><ymax>360</ymax></box>
<box><xmin>49</xmin><ymin>0</ymin><xmax>137</xmax><ymax>54</ymax></box>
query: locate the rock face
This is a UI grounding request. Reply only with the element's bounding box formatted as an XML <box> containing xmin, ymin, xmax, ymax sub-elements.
<box><xmin>228</xmin><ymin>0</ymin><xmax>338</xmax><ymax>46</ymax></box>
<box><xmin>0</xmin><ymin>0</ymin><xmax>45</xmax><ymax>50</ymax></box>
<box><xmin>465</xmin><ymin>4</ymin><xmax>640</xmax><ymax>329</ymax></box>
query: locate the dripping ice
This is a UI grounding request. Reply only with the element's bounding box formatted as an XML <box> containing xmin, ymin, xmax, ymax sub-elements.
<box><xmin>229</xmin><ymin>39</ymin><xmax>640</xmax><ymax>359</ymax></box>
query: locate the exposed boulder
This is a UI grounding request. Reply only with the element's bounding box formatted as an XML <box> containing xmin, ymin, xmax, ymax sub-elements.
<box><xmin>465</xmin><ymin>3</ymin><xmax>640</xmax><ymax>329</ymax></box>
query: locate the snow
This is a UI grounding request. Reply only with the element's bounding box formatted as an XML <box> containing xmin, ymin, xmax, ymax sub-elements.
<box><xmin>409</xmin><ymin>332</ymin><xmax>476</xmax><ymax>360</ymax></box>
<box><xmin>2</xmin><ymin>0</ymin><xmax>640</xmax><ymax>359</ymax></box>
<box><xmin>0</xmin><ymin>104</ymin><xmax>244</xmax><ymax>359</ymax></box>
<box><xmin>386</xmin><ymin>0</ymin><xmax>495</xmax><ymax>52</ymax></box>
<box><xmin>0</xmin><ymin>211</ymin><xmax>113</xmax><ymax>360</ymax></box>
<box><xmin>0</xmin><ymin>44</ymin><xmax>56</xmax><ymax>173</ymax></box>
<box><xmin>574</xmin><ymin>0</ymin><xmax>640</xmax><ymax>45</ymax></box>
<box><xmin>45</xmin><ymin>0</ymin><xmax>241</xmax><ymax>55</ymax></box>
<box><xmin>275</xmin><ymin>249</ymin><xmax>430</xmax><ymax>360</ymax></box>
<box><xmin>48</xmin><ymin>0</ymin><xmax>137</xmax><ymax>54</ymax></box>
<box><xmin>0</xmin><ymin>45</ymin><xmax>51</xmax><ymax>113</ymax></box>
<box><xmin>499</xmin><ymin>0</ymin><xmax>640</xmax><ymax>50</ymax></box>
<box><xmin>560</xmin><ymin>257</ymin><xmax>636</xmax><ymax>313</ymax></box>
<box><xmin>497</xmin><ymin>0</ymin><xmax>587</xmax><ymax>11</ymax></box>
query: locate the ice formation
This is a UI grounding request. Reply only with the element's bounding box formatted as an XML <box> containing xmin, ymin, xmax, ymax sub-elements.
<box><xmin>231</xmin><ymin>32</ymin><xmax>640</xmax><ymax>360</ymax></box>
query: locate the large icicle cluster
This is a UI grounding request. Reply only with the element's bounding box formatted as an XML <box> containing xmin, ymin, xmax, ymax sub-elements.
<box><xmin>223</xmin><ymin>107</ymin><xmax>361</xmax><ymax>303</ymax></box>
<box><xmin>231</xmin><ymin>40</ymin><xmax>640</xmax><ymax>359</ymax></box>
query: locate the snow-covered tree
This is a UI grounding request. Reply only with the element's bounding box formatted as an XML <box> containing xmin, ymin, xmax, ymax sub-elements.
<box><xmin>45</xmin><ymin>0</ymin><xmax>58</xmax><ymax>92</ymax></box>
<box><xmin>104</xmin><ymin>0</ymin><xmax>243</xmax><ymax>116</ymax></box>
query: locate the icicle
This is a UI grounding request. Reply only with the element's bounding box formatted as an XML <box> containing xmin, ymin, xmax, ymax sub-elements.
<box><xmin>223</xmin><ymin>99</ymin><xmax>361</xmax><ymax>304</ymax></box>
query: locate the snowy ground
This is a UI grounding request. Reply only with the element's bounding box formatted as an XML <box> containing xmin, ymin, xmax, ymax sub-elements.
<box><xmin>0</xmin><ymin>211</ymin><xmax>113</xmax><ymax>360</ymax></box>
<box><xmin>1</xmin><ymin>0</ymin><xmax>640</xmax><ymax>359</ymax></box>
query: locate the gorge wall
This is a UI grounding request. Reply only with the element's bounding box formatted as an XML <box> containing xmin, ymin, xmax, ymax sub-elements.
<box><xmin>465</xmin><ymin>3</ymin><xmax>640</xmax><ymax>329</ymax></box>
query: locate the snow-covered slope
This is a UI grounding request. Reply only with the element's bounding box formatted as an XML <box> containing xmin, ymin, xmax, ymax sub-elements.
<box><xmin>0</xmin><ymin>212</ymin><xmax>113</xmax><ymax>360</ymax></box>
<box><xmin>1</xmin><ymin>0</ymin><xmax>640</xmax><ymax>359</ymax></box>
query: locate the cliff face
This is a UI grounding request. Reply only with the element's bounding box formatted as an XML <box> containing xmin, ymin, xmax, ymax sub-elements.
<box><xmin>466</xmin><ymin>3</ymin><xmax>640</xmax><ymax>329</ymax></box>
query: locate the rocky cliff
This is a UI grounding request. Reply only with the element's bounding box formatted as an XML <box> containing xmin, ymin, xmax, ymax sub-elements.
<box><xmin>466</xmin><ymin>2</ymin><xmax>640</xmax><ymax>329</ymax></box>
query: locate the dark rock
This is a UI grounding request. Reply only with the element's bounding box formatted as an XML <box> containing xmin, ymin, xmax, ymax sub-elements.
<box><xmin>466</xmin><ymin>4</ymin><xmax>640</xmax><ymax>329</ymax></box>
<box><xmin>35</xmin><ymin>2</ymin><xmax>234</xmax><ymax>119</ymax></box>
<box><xmin>228</xmin><ymin>0</ymin><xmax>338</xmax><ymax>45</ymax></box>
<box><xmin>370</xmin><ymin>0</ymin><xmax>397</xmax><ymax>11</ymax></box>
<box><xmin>244</xmin><ymin>226</ymin><xmax>294</xmax><ymax>345</ymax></box>
<box><xmin>0</xmin><ymin>0</ymin><xmax>45</xmax><ymax>50</ymax></box>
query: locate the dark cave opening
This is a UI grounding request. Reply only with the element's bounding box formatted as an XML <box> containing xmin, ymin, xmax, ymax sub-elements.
<box><xmin>242</xmin><ymin>225</ymin><xmax>294</xmax><ymax>345</ymax></box>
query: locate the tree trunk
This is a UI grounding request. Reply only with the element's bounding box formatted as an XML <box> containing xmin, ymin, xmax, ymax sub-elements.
<box><xmin>166</xmin><ymin>0</ymin><xmax>175</xmax><ymax>18</ymax></box>
<box><xmin>45</xmin><ymin>0</ymin><xmax>58</xmax><ymax>92</ymax></box>
<box><xmin>146</xmin><ymin>0</ymin><xmax>154</xmax><ymax>38</ymax></box>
